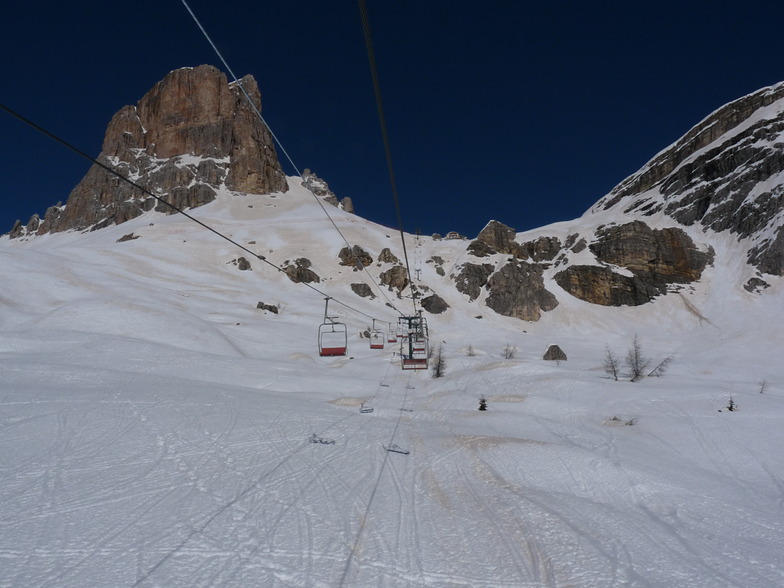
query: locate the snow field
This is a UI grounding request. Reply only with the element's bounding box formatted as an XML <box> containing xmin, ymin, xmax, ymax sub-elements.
<box><xmin>1</xmin><ymin>185</ymin><xmax>783</xmax><ymax>586</ymax></box>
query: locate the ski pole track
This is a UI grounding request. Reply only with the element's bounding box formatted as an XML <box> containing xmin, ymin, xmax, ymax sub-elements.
<box><xmin>130</xmin><ymin>355</ymin><xmax>409</xmax><ymax>585</ymax></box>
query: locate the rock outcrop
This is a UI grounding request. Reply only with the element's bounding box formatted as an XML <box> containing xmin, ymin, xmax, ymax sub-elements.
<box><xmin>380</xmin><ymin>265</ymin><xmax>409</xmax><ymax>294</ymax></box>
<box><xmin>339</xmin><ymin>245</ymin><xmax>373</xmax><ymax>270</ymax></box>
<box><xmin>554</xmin><ymin>221</ymin><xmax>712</xmax><ymax>306</ymax></box>
<box><xmin>485</xmin><ymin>260</ymin><xmax>558</xmax><ymax>321</ymax></box>
<box><xmin>14</xmin><ymin>65</ymin><xmax>287</xmax><ymax>236</ymax></box>
<box><xmin>283</xmin><ymin>258</ymin><xmax>320</xmax><ymax>284</ymax></box>
<box><xmin>421</xmin><ymin>293</ymin><xmax>449</xmax><ymax>314</ymax></box>
<box><xmin>453</xmin><ymin>263</ymin><xmax>494</xmax><ymax>301</ymax></box>
<box><xmin>302</xmin><ymin>169</ymin><xmax>354</xmax><ymax>213</ymax></box>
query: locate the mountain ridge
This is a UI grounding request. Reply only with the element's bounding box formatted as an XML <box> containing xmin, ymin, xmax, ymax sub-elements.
<box><xmin>5</xmin><ymin>68</ymin><xmax>784</xmax><ymax>322</ymax></box>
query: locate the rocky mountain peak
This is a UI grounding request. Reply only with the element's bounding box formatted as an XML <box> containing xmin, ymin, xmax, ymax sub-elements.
<box><xmin>11</xmin><ymin>64</ymin><xmax>288</xmax><ymax>237</ymax></box>
<box><xmin>593</xmin><ymin>80</ymin><xmax>784</xmax><ymax>275</ymax></box>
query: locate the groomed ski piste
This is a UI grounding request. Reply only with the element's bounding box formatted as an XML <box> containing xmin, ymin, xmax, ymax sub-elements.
<box><xmin>2</xmin><ymin>179</ymin><xmax>783</xmax><ymax>587</ymax></box>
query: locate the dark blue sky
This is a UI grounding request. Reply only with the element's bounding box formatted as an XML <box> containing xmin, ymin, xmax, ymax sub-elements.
<box><xmin>2</xmin><ymin>1</ymin><xmax>783</xmax><ymax>238</ymax></box>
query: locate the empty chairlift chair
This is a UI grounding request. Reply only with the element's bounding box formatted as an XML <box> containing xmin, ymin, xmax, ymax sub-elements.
<box><xmin>369</xmin><ymin>319</ymin><xmax>385</xmax><ymax>350</ymax></box>
<box><xmin>318</xmin><ymin>298</ymin><xmax>347</xmax><ymax>357</ymax></box>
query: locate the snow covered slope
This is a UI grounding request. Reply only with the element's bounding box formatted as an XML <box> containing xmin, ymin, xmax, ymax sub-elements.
<box><xmin>1</xmin><ymin>178</ymin><xmax>783</xmax><ymax>587</ymax></box>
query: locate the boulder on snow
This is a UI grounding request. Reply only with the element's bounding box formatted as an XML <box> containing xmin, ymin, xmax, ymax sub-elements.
<box><xmin>543</xmin><ymin>344</ymin><xmax>567</xmax><ymax>361</ymax></box>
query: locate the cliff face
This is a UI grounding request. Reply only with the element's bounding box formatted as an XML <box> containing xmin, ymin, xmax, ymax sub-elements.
<box><xmin>11</xmin><ymin>65</ymin><xmax>287</xmax><ymax>237</ymax></box>
<box><xmin>594</xmin><ymin>81</ymin><xmax>784</xmax><ymax>276</ymax></box>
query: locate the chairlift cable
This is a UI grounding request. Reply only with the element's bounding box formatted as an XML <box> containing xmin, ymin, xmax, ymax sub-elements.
<box><xmin>179</xmin><ymin>0</ymin><xmax>404</xmax><ymax>316</ymax></box>
<box><xmin>0</xmin><ymin>103</ymin><xmax>386</xmax><ymax>325</ymax></box>
<box><xmin>357</xmin><ymin>0</ymin><xmax>419</xmax><ymax>317</ymax></box>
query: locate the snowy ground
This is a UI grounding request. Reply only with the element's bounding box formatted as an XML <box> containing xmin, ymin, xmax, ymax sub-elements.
<box><xmin>2</xmin><ymin>184</ymin><xmax>783</xmax><ymax>587</ymax></box>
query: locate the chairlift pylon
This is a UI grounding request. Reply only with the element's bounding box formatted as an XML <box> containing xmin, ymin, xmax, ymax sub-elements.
<box><xmin>318</xmin><ymin>297</ymin><xmax>347</xmax><ymax>357</ymax></box>
<box><xmin>399</xmin><ymin>313</ymin><xmax>429</xmax><ymax>370</ymax></box>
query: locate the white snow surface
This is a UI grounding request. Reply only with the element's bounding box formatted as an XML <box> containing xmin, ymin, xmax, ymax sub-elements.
<box><xmin>2</xmin><ymin>179</ymin><xmax>783</xmax><ymax>587</ymax></box>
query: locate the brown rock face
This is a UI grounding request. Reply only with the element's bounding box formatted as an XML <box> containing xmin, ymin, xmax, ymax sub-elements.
<box><xmin>554</xmin><ymin>221</ymin><xmax>713</xmax><ymax>306</ymax></box>
<box><xmin>468</xmin><ymin>220</ymin><xmax>525</xmax><ymax>258</ymax></box>
<box><xmin>338</xmin><ymin>245</ymin><xmax>373</xmax><ymax>270</ymax></box>
<box><xmin>590</xmin><ymin>221</ymin><xmax>711</xmax><ymax>283</ymax></box>
<box><xmin>25</xmin><ymin>65</ymin><xmax>287</xmax><ymax>235</ymax></box>
<box><xmin>380</xmin><ymin>265</ymin><xmax>410</xmax><ymax>294</ymax></box>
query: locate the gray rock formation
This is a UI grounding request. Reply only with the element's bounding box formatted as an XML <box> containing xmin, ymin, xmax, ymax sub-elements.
<box><xmin>283</xmin><ymin>258</ymin><xmax>320</xmax><ymax>284</ymax></box>
<box><xmin>350</xmin><ymin>283</ymin><xmax>375</xmax><ymax>298</ymax></box>
<box><xmin>485</xmin><ymin>260</ymin><xmax>558</xmax><ymax>321</ymax></box>
<box><xmin>421</xmin><ymin>293</ymin><xmax>449</xmax><ymax>314</ymax></box>
<box><xmin>543</xmin><ymin>344</ymin><xmax>567</xmax><ymax>361</ymax></box>
<box><xmin>453</xmin><ymin>263</ymin><xmax>494</xmax><ymax>301</ymax></box>
<box><xmin>302</xmin><ymin>169</ymin><xmax>354</xmax><ymax>213</ymax></box>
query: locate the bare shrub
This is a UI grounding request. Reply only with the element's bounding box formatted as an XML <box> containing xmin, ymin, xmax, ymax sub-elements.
<box><xmin>603</xmin><ymin>345</ymin><xmax>620</xmax><ymax>381</ymax></box>
<box><xmin>625</xmin><ymin>334</ymin><xmax>650</xmax><ymax>382</ymax></box>
<box><xmin>501</xmin><ymin>344</ymin><xmax>518</xmax><ymax>360</ymax></box>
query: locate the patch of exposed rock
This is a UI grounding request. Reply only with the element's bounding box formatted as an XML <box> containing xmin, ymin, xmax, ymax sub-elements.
<box><xmin>256</xmin><ymin>301</ymin><xmax>279</xmax><ymax>313</ymax></box>
<box><xmin>468</xmin><ymin>220</ymin><xmax>520</xmax><ymax>257</ymax></box>
<box><xmin>230</xmin><ymin>257</ymin><xmax>252</xmax><ymax>271</ymax></box>
<box><xmin>421</xmin><ymin>293</ymin><xmax>449</xmax><ymax>314</ymax></box>
<box><xmin>427</xmin><ymin>256</ymin><xmax>446</xmax><ymax>276</ymax></box>
<box><xmin>744</xmin><ymin>277</ymin><xmax>771</xmax><ymax>293</ymax></box>
<box><xmin>554</xmin><ymin>221</ymin><xmax>713</xmax><ymax>306</ymax></box>
<box><xmin>380</xmin><ymin>265</ymin><xmax>409</xmax><ymax>294</ymax></box>
<box><xmin>519</xmin><ymin>236</ymin><xmax>562</xmax><ymax>262</ymax></box>
<box><xmin>485</xmin><ymin>260</ymin><xmax>558</xmax><ymax>321</ymax></box>
<box><xmin>351</xmin><ymin>283</ymin><xmax>375</xmax><ymax>298</ymax></box>
<box><xmin>13</xmin><ymin>65</ymin><xmax>287</xmax><ymax>236</ymax></box>
<box><xmin>339</xmin><ymin>245</ymin><xmax>373</xmax><ymax>270</ymax></box>
<box><xmin>283</xmin><ymin>258</ymin><xmax>320</xmax><ymax>284</ymax></box>
<box><xmin>378</xmin><ymin>248</ymin><xmax>399</xmax><ymax>264</ymax></box>
<box><xmin>302</xmin><ymin>169</ymin><xmax>354</xmax><ymax>213</ymax></box>
<box><xmin>543</xmin><ymin>344</ymin><xmax>567</xmax><ymax>361</ymax></box>
<box><xmin>453</xmin><ymin>263</ymin><xmax>494</xmax><ymax>301</ymax></box>
<box><xmin>554</xmin><ymin>265</ymin><xmax>658</xmax><ymax>306</ymax></box>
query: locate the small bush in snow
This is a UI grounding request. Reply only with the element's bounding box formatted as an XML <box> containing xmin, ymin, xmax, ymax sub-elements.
<box><xmin>478</xmin><ymin>396</ymin><xmax>488</xmax><ymax>411</ymax></box>
<box><xmin>501</xmin><ymin>344</ymin><xmax>518</xmax><ymax>360</ymax></box>
<box><xmin>466</xmin><ymin>345</ymin><xmax>476</xmax><ymax>357</ymax></box>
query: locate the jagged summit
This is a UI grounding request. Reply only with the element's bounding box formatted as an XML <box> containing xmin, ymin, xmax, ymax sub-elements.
<box><xmin>10</xmin><ymin>65</ymin><xmax>288</xmax><ymax>237</ymax></box>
